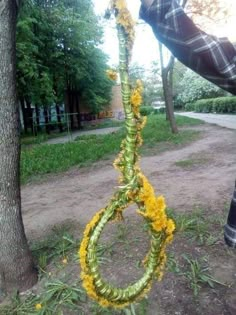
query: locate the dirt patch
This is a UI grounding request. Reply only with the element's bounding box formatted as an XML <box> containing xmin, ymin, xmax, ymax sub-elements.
<box><xmin>21</xmin><ymin>124</ymin><xmax>236</xmax><ymax>314</ymax></box>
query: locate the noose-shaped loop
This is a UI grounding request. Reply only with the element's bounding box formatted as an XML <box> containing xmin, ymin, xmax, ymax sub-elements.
<box><xmin>79</xmin><ymin>0</ymin><xmax>175</xmax><ymax>308</ymax></box>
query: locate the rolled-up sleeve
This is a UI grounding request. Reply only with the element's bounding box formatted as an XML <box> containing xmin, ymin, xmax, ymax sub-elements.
<box><xmin>140</xmin><ymin>0</ymin><xmax>236</xmax><ymax>95</ymax></box>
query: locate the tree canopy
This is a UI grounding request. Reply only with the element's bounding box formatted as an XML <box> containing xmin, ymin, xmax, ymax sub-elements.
<box><xmin>175</xmin><ymin>69</ymin><xmax>227</xmax><ymax>106</ymax></box>
<box><xmin>16</xmin><ymin>0</ymin><xmax>113</xmax><ymax>118</ymax></box>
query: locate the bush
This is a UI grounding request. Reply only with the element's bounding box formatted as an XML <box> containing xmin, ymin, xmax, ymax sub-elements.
<box><xmin>184</xmin><ymin>103</ymin><xmax>195</xmax><ymax>111</ymax></box>
<box><xmin>140</xmin><ymin>106</ymin><xmax>166</xmax><ymax>116</ymax></box>
<box><xmin>176</xmin><ymin>69</ymin><xmax>226</xmax><ymax>106</ymax></box>
<box><xmin>140</xmin><ymin>106</ymin><xmax>154</xmax><ymax>116</ymax></box>
<box><xmin>192</xmin><ymin>96</ymin><xmax>236</xmax><ymax>113</ymax></box>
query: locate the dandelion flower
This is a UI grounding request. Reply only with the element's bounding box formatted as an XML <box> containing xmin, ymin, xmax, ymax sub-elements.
<box><xmin>62</xmin><ymin>258</ymin><xmax>68</xmax><ymax>265</ymax></box>
<box><xmin>35</xmin><ymin>303</ymin><xmax>42</xmax><ymax>310</ymax></box>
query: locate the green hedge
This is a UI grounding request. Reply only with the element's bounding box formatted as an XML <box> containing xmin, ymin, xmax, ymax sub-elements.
<box><xmin>184</xmin><ymin>103</ymin><xmax>195</xmax><ymax>111</ymax></box>
<box><xmin>140</xmin><ymin>106</ymin><xmax>165</xmax><ymax>116</ymax></box>
<box><xmin>185</xmin><ymin>96</ymin><xmax>236</xmax><ymax>113</ymax></box>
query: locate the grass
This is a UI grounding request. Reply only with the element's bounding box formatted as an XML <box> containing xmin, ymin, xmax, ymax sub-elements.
<box><xmin>20</xmin><ymin>115</ymin><xmax>203</xmax><ymax>183</ymax></box>
<box><xmin>181</xmin><ymin>255</ymin><xmax>222</xmax><ymax>297</ymax></box>
<box><xmin>175</xmin><ymin>157</ymin><xmax>210</xmax><ymax>168</ymax></box>
<box><xmin>21</xmin><ymin>132</ymin><xmax>69</xmax><ymax>146</ymax></box>
<box><xmin>167</xmin><ymin>207</ymin><xmax>224</xmax><ymax>246</ymax></box>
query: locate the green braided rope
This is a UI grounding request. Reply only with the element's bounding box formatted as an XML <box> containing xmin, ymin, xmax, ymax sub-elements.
<box><xmin>79</xmin><ymin>0</ymin><xmax>175</xmax><ymax>308</ymax></box>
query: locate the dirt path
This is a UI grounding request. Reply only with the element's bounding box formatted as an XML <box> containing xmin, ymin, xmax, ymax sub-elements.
<box><xmin>22</xmin><ymin>124</ymin><xmax>236</xmax><ymax>239</ymax></box>
<box><xmin>46</xmin><ymin>127</ymin><xmax>121</xmax><ymax>144</ymax></box>
<box><xmin>177</xmin><ymin>112</ymin><xmax>236</xmax><ymax>130</ymax></box>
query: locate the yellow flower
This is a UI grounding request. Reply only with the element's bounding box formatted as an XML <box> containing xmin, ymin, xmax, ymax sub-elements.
<box><xmin>62</xmin><ymin>257</ymin><xmax>68</xmax><ymax>265</ymax></box>
<box><xmin>99</xmin><ymin>298</ymin><xmax>111</xmax><ymax>307</ymax></box>
<box><xmin>130</xmin><ymin>89</ymin><xmax>142</xmax><ymax>107</ymax></box>
<box><xmin>79</xmin><ymin>236</ymin><xmax>89</xmax><ymax>270</ymax></box>
<box><xmin>156</xmin><ymin>196</ymin><xmax>166</xmax><ymax>212</ymax></box>
<box><xmin>114</xmin><ymin>0</ymin><xmax>127</xmax><ymax>10</ymax></box>
<box><xmin>152</xmin><ymin>220</ymin><xmax>165</xmax><ymax>232</ymax></box>
<box><xmin>35</xmin><ymin>303</ymin><xmax>42</xmax><ymax>310</ymax></box>
<box><xmin>166</xmin><ymin>219</ymin><xmax>175</xmax><ymax>235</ymax></box>
<box><xmin>106</xmin><ymin>69</ymin><xmax>118</xmax><ymax>81</ymax></box>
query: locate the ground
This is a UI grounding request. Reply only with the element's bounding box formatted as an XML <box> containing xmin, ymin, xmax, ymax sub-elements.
<box><xmin>177</xmin><ymin>113</ymin><xmax>236</xmax><ymax>130</ymax></box>
<box><xmin>16</xmin><ymin>124</ymin><xmax>236</xmax><ymax>314</ymax></box>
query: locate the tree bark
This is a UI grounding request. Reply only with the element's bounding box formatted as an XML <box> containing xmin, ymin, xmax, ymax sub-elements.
<box><xmin>35</xmin><ymin>104</ymin><xmax>41</xmax><ymax>134</ymax></box>
<box><xmin>55</xmin><ymin>104</ymin><xmax>63</xmax><ymax>132</ymax></box>
<box><xmin>0</xmin><ymin>0</ymin><xmax>38</xmax><ymax>298</ymax></box>
<box><xmin>43</xmin><ymin>106</ymin><xmax>50</xmax><ymax>134</ymax></box>
<box><xmin>159</xmin><ymin>43</ymin><xmax>178</xmax><ymax>134</ymax></box>
<box><xmin>25</xmin><ymin>99</ymin><xmax>34</xmax><ymax>134</ymax></box>
<box><xmin>20</xmin><ymin>98</ymin><xmax>27</xmax><ymax>134</ymax></box>
<box><xmin>75</xmin><ymin>92</ymin><xmax>81</xmax><ymax>129</ymax></box>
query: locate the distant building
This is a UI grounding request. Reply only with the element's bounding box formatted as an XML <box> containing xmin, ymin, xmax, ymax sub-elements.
<box><xmin>20</xmin><ymin>85</ymin><xmax>125</xmax><ymax>132</ymax></box>
<box><xmin>73</xmin><ymin>84</ymin><xmax>125</xmax><ymax>127</ymax></box>
<box><xmin>97</xmin><ymin>85</ymin><xmax>124</xmax><ymax>121</ymax></box>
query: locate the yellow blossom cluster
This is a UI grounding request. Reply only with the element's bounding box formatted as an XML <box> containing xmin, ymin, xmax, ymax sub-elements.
<box><xmin>136</xmin><ymin>174</ymin><xmax>175</xmax><ymax>279</ymax></box>
<box><xmin>106</xmin><ymin>69</ymin><xmax>118</xmax><ymax>81</ymax></box>
<box><xmin>111</xmin><ymin>0</ymin><xmax>135</xmax><ymax>53</ymax></box>
<box><xmin>35</xmin><ymin>303</ymin><xmax>42</xmax><ymax>310</ymax></box>
<box><xmin>130</xmin><ymin>80</ymin><xmax>143</xmax><ymax>112</ymax></box>
<box><xmin>138</xmin><ymin>174</ymin><xmax>175</xmax><ymax>236</ymax></box>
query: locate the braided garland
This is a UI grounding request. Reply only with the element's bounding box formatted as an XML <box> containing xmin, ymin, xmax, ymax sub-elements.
<box><xmin>79</xmin><ymin>0</ymin><xmax>175</xmax><ymax>308</ymax></box>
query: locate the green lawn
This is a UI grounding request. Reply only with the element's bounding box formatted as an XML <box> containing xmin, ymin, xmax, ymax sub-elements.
<box><xmin>20</xmin><ymin>115</ymin><xmax>203</xmax><ymax>183</ymax></box>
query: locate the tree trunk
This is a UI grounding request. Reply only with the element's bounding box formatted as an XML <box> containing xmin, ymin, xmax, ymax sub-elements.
<box><xmin>162</xmin><ymin>71</ymin><xmax>178</xmax><ymax>133</ymax></box>
<box><xmin>159</xmin><ymin>43</ymin><xmax>178</xmax><ymax>134</ymax></box>
<box><xmin>20</xmin><ymin>98</ymin><xmax>27</xmax><ymax>134</ymax></box>
<box><xmin>43</xmin><ymin>106</ymin><xmax>50</xmax><ymax>134</ymax></box>
<box><xmin>69</xmin><ymin>89</ymin><xmax>74</xmax><ymax>130</ymax></box>
<box><xmin>75</xmin><ymin>92</ymin><xmax>81</xmax><ymax>129</ymax></box>
<box><xmin>0</xmin><ymin>0</ymin><xmax>37</xmax><ymax>299</ymax></box>
<box><xmin>35</xmin><ymin>104</ymin><xmax>41</xmax><ymax>134</ymax></box>
<box><xmin>25</xmin><ymin>100</ymin><xmax>33</xmax><ymax>134</ymax></box>
<box><xmin>55</xmin><ymin>104</ymin><xmax>63</xmax><ymax>132</ymax></box>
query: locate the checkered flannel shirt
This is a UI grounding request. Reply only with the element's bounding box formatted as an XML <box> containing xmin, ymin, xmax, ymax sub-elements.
<box><xmin>140</xmin><ymin>0</ymin><xmax>236</xmax><ymax>95</ymax></box>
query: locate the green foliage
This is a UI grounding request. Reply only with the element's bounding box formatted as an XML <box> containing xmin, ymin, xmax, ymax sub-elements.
<box><xmin>175</xmin><ymin>70</ymin><xmax>226</xmax><ymax>107</ymax></box>
<box><xmin>130</xmin><ymin>61</ymin><xmax>163</xmax><ymax>107</ymax></box>
<box><xmin>191</xmin><ymin>96</ymin><xmax>236</xmax><ymax>113</ymax></box>
<box><xmin>184</xmin><ymin>102</ymin><xmax>195</xmax><ymax>111</ymax></box>
<box><xmin>30</xmin><ymin>229</ymin><xmax>79</xmax><ymax>268</ymax></box>
<box><xmin>20</xmin><ymin>115</ymin><xmax>202</xmax><ymax>183</ymax></box>
<box><xmin>182</xmin><ymin>255</ymin><xmax>220</xmax><ymax>297</ymax></box>
<box><xmin>140</xmin><ymin>106</ymin><xmax>166</xmax><ymax>116</ymax></box>
<box><xmin>139</xmin><ymin>106</ymin><xmax>154</xmax><ymax>116</ymax></box>
<box><xmin>16</xmin><ymin>0</ymin><xmax>112</xmax><ymax>111</ymax></box>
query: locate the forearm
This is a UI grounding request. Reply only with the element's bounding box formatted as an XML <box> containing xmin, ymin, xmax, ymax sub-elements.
<box><xmin>140</xmin><ymin>0</ymin><xmax>236</xmax><ymax>95</ymax></box>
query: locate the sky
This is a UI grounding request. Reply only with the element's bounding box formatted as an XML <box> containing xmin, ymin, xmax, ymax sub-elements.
<box><xmin>93</xmin><ymin>0</ymin><xmax>236</xmax><ymax>69</ymax></box>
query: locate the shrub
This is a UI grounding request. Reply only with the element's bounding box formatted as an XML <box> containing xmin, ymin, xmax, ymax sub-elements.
<box><xmin>176</xmin><ymin>70</ymin><xmax>226</xmax><ymax>105</ymax></box>
<box><xmin>192</xmin><ymin>96</ymin><xmax>236</xmax><ymax>113</ymax></box>
<box><xmin>184</xmin><ymin>103</ymin><xmax>195</xmax><ymax>111</ymax></box>
<box><xmin>140</xmin><ymin>106</ymin><xmax>154</xmax><ymax>116</ymax></box>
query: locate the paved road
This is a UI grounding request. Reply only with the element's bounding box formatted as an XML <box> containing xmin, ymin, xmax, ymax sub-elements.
<box><xmin>177</xmin><ymin>112</ymin><xmax>236</xmax><ymax>130</ymax></box>
<box><xmin>46</xmin><ymin>127</ymin><xmax>121</xmax><ymax>144</ymax></box>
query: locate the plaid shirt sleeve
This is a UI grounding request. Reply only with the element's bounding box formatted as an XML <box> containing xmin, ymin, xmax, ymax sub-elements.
<box><xmin>140</xmin><ymin>0</ymin><xmax>236</xmax><ymax>95</ymax></box>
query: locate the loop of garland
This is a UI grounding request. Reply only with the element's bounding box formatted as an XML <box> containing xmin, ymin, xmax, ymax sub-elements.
<box><xmin>79</xmin><ymin>0</ymin><xmax>175</xmax><ymax>308</ymax></box>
